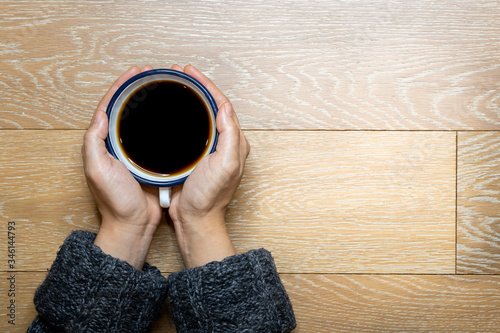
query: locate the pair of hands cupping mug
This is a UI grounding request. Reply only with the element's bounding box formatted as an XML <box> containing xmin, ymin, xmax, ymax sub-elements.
<box><xmin>106</xmin><ymin>68</ymin><xmax>219</xmax><ymax>208</ymax></box>
<box><xmin>85</xmin><ymin>64</ymin><xmax>249</xmax><ymax>269</ymax></box>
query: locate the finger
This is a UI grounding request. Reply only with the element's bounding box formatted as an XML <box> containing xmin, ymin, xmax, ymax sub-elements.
<box><xmin>182</xmin><ymin>65</ymin><xmax>244</xmax><ymax>130</ymax></box>
<box><xmin>141</xmin><ymin>65</ymin><xmax>153</xmax><ymax>72</ymax></box>
<box><xmin>183</xmin><ymin>64</ymin><xmax>229</xmax><ymax>109</ymax></box>
<box><xmin>214</xmin><ymin>102</ymin><xmax>240</xmax><ymax>167</ymax></box>
<box><xmin>171</xmin><ymin>64</ymin><xmax>184</xmax><ymax>72</ymax></box>
<box><xmin>94</xmin><ymin>66</ymin><xmax>141</xmax><ymax>119</ymax></box>
<box><xmin>83</xmin><ymin>108</ymin><xmax>110</xmax><ymax>173</ymax></box>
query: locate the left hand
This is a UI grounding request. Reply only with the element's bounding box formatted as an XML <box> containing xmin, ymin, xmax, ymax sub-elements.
<box><xmin>82</xmin><ymin>65</ymin><xmax>162</xmax><ymax>270</ymax></box>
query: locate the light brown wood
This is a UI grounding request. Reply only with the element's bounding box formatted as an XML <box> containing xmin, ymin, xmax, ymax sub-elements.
<box><xmin>1</xmin><ymin>272</ymin><xmax>43</xmax><ymax>331</ymax></box>
<box><xmin>458</xmin><ymin>131</ymin><xmax>500</xmax><ymax>274</ymax></box>
<box><xmin>3</xmin><ymin>272</ymin><xmax>500</xmax><ymax>332</ymax></box>
<box><xmin>284</xmin><ymin>274</ymin><xmax>500</xmax><ymax>332</ymax></box>
<box><xmin>0</xmin><ymin>1</ymin><xmax>499</xmax><ymax>130</ymax></box>
<box><xmin>1</xmin><ymin>1</ymin><xmax>500</xmax><ymax>332</ymax></box>
<box><xmin>230</xmin><ymin>131</ymin><xmax>456</xmax><ymax>274</ymax></box>
<box><xmin>0</xmin><ymin>130</ymin><xmax>456</xmax><ymax>274</ymax></box>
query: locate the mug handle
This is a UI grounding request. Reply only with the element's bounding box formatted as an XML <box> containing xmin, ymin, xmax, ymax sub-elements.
<box><xmin>159</xmin><ymin>187</ymin><xmax>172</xmax><ymax>208</ymax></box>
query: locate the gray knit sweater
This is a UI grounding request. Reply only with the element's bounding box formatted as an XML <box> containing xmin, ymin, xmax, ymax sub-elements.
<box><xmin>27</xmin><ymin>230</ymin><xmax>296</xmax><ymax>332</ymax></box>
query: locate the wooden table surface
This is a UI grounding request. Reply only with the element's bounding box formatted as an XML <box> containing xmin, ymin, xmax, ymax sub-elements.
<box><xmin>1</xmin><ymin>1</ymin><xmax>500</xmax><ymax>332</ymax></box>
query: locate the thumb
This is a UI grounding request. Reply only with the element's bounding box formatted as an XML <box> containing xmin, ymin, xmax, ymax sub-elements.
<box><xmin>90</xmin><ymin>108</ymin><xmax>109</xmax><ymax>141</ymax></box>
<box><xmin>83</xmin><ymin>108</ymin><xmax>111</xmax><ymax>170</ymax></box>
<box><xmin>215</xmin><ymin>102</ymin><xmax>240</xmax><ymax>163</ymax></box>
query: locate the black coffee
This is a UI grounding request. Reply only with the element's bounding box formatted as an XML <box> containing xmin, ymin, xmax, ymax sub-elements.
<box><xmin>118</xmin><ymin>80</ymin><xmax>211</xmax><ymax>175</ymax></box>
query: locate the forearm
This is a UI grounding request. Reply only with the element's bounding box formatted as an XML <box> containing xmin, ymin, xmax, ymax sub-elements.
<box><xmin>94</xmin><ymin>221</ymin><xmax>156</xmax><ymax>270</ymax></box>
<box><xmin>173</xmin><ymin>216</ymin><xmax>236</xmax><ymax>269</ymax></box>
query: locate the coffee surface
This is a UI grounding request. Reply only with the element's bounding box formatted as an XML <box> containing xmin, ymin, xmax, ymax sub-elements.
<box><xmin>119</xmin><ymin>80</ymin><xmax>210</xmax><ymax>175</ymax></box>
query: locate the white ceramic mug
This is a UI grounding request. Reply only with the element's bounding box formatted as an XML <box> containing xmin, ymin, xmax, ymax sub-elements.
<box><xmin>105</xmin><ymin>69</ymin><xmax>219</xmax><ymax>208</ymax></box>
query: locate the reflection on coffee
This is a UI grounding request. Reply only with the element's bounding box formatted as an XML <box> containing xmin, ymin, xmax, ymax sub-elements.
<box><xmin>118</xmin><ymin>81</ymin><xmax>211</xmax><ymax>175</ymax></box>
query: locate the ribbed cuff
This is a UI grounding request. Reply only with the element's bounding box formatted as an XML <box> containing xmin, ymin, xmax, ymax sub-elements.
<box><xmin>31</xmin><ymin>230</ymin><xmax>168</xmax><ymax>333</ymax></box>
<box><xmin>167</xmin><ymin>249</ymin><xmax>296</xmax><ymax>333</ymax></box>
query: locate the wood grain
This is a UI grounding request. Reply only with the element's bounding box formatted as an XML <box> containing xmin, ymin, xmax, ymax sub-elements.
<box><xmin>285</xmin><ymin>274</ymin><xmax>500</xmax><ymax>332</ymax></box>
<box><xmin>3</xmin><ymin>272</ymin><xmax>500</xmax><ymax>332</ymax></box>
<box><xmin>0</xmin><ymin>0</ymin><xmax>499</xmax><ymax>130</ymax></box>
<box><xmin>0</xmin><ymin>130</ymin><xmax>186</xmax><ymax>273</ymax></box>
<box><xmin>0</xmin><ymin>130</ymin><xmax>456</xmax><ymax>274</ymax></box>
<box><xmin>230</xmin><ymin>131</ymin><xmax>457</xmax><ymax>273</ymax></box>
<box><xmin>1</xmin><ymin>1</ymin><xmax>500</xmax><ymax>331</ymax></box>
<box><xmin>458</xmin><ymin>131</ymin><xmax>500</xmax><ymax>274</ymax></box>
<box><xmin>0</xmin><ymin>272</ymin><xmax>42</xmax><ymax>332</ymax></box>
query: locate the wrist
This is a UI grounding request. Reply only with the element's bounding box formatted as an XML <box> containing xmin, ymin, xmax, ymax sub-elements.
<box><xmin>173</xmin><ymin>216</ymin><xmax>236</xmax><ymax>269</ymax></box>
<box><xmin>94</xmin><ymin>222</ymin><xmax>156</xmax><ymax>270</ymax></box>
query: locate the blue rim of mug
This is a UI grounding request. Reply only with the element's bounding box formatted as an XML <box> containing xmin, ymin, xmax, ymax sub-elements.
<box><xmin>105</xmin><ymin>69</ymin><xmax>219</xmax><ymax>187</ymax></box>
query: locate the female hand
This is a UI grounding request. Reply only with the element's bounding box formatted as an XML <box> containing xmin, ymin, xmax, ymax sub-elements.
<box><xmin>82</xmin><ymin>65</ymin><xmax>163</xmax><ymax>270</ymax></box>
<box><xmin>168</xmin><ymin>64</ymin><xmax>250</xmax><ymax>268</ymax></box>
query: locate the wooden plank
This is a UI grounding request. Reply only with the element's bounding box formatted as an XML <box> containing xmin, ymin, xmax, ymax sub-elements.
<box><xmin>1</xmin><ymin>1</ymin><xmax>499</xmax><ymax>130</ymax></box>
<box><xmin>284</xmin><ymin>274</ymin><xmax>500</xmax><ymax>332</ymax></box>
<box><xmin>231</xmin><ymin>131</ymin><xmax>457</xmax><ymax>273</ymax></box>
<box><xmin>458</xmin><ymin>131</ymin><xmax>500</xmax><ymax>274</ymax></box>
<box><xmin>2</xmin><ymin>272</ymin><xmax>500</xmax><ymax>332</ymax></box>
<box><xmin>0</xmin><ymin>130</ymin><xmax>456</xmax><ymax>274</ymax></box>
<box><xmin>0</xmin><ymin>272</ymin><xmax>42</xmax><ymax>331</ymax></box>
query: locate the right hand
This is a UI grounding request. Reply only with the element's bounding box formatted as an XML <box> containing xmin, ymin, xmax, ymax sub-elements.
<box><xmin>168</xmin><ymin>64</ymin><xmax>250</xmax><ymax>268</ymax></box>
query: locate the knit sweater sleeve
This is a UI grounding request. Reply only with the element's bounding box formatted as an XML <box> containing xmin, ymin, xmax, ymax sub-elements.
<box><xmin>167</xmin><ymin>249</ymin><xmax>296</xmax><ymax>333</ymax></box>
<box><xmin>27</xmin><ymin>230</ymin><xmax>168</xmax><ymax>333</ymax></box>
